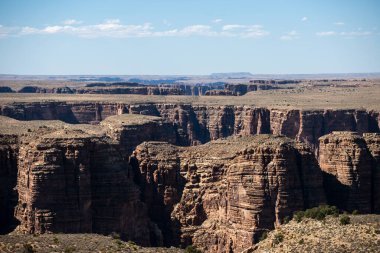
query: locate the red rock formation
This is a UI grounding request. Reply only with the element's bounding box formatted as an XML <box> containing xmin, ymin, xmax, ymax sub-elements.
<box><xmin>319</xmin><ymin>132</ymin><xmax>373</xmax><ymax>212</ymax></box>
<box><xmin>131</xmin><ymin>135</ymin><xmax>326</xmax><ymax>252</ymax></box>
<box><xmin>204</xmin><ymin>90</ymin><xmax>236</xmax><ymax>96</ymax></box>
<box><xmin>101</xmin><ymin>114</ymin><xmax>177</xmax><ymax>156</ymax></box>
<box><xmin>0</xmin><ymin>114</ymin><xmax>178</xmax><ymax>244</ymax></box>
<box><xmin>2</xmin><ymin>102</ymin><xmax>378</xmax><ymax>151</ymax></box>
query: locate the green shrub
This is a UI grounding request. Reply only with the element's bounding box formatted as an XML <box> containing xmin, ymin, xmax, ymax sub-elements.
<box><xmin>259</xmin><ymin>231</ymin><xmax>268</xmax><ymax>242</ymax></box>
<box><xmin>114</xmin><ymin>239</ymin><xmax>123</xmax><ymax>246</ymax></box>
<box><xmin>53</xmin><ymin>237</ymin><xmax>59</xmax><ymax>244</ymax></box>
<box><xmin>110</xmin><ymin>232</ymin><xmax>121</xmax><ymax>240</ymax></box>
<box><xmin>272</xmin><ymin>233</ymin><xmax>284</xmax><ymax>245</ymax></box>
<box><xmin>339</xmin><ymin>215</ymin><xmax>350</xmax><ymax>225</ymax></box>
<box><xmin>283</xmin><ymin>216</ymin><xmax>290</xmax><ymax>224</ymax></box>
<box><xmin>23</xmin><ymin>243</ymin><xmax>35</xmax><ymax>253</ymax></box>
<box><xmin>352</xmin><ymin>209</ymin><xmax>359</xmax><ymax>215</ymax></box>
<box><xmin>127</xmin><ymin>240</ymin><xmax>137</xmax><ymax>246</ymax></box>
<box><xmin>293</xmin><ymin>211</ymin><xmax>304</xmax><ymax>222</ymax></box>
<box><xmin>184</xmin><ymin>245</ymin><xmax>202</xmax><ymax>253</ymax></box>
<box><xmin>298</xmin><ymin>238</ymin><xmax>304</xmax><ymax>244</ymax></box>
<box><xmin>64</xmin><ymin>246</ymin><xmax>76</xmax><ymax>253</ymax></box>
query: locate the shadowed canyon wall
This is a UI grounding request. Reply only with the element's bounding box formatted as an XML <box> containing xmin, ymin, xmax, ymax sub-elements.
<box><xmin>319</xmin><ymin>132</ymin><xmax>380</xmax><ymax>213</ymax></box>
<box><xmin>0</xmin><ymin>110</ymin><xmax>379</xmax><ymax>252</ymax></box>
<box><xmin>130</xmin><ymin>136</ymin><xmax>326</xmax><ymax>252</ymax></box>
<box><xmin>1</xmin><ymin>102</ymin><xmax>379</xmax><ymax>149</ymax></box>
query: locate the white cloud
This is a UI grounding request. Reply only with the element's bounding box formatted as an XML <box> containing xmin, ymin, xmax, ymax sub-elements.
<box><xmin>178</xmin><ymin>25</ymin><xmax>216</xmax><ymax>36</ymax></box>
<box><xmin>63</xmin><ymin>19</ymin><xmax>82</xmax><ymax>25</ymax></box>
<box><xmin>316</xmin><ymin>31</ymin><xmax>337</xmax><ymax>36</ymax></box>
<box><xmin>301</xmin><ymin>17</ymin><xmax>308</xmax><ymax>22</ymax></box>
<box><xmin>0</xmin><ymin>20</ymin><xmax>269</xmax><ymax>39</ymax></box>
<box><xmin>280</xmin><ymin>30</ymin><xmax>299</xmax><ymax>40</ymax></box>
<box><xmin>220</xmin><ymin>24</ymin><xmax>268</xmax><ymax>38</ymax></box>
<box><xmin>334</xmin><ymin>22</ymin><xmax>345</xmax><ymax>26</ymax></box>
<box><xmin>316</xmin><ymin>30</ymin><xmax>372</xmax><ymax>37</ymax></box>
<box><xmin>222</xmin><ymin>24</ymin><xmax>246</xmax><ymax>31</ymax></box>
<box><xmin>212</xmin><ymin>19</ymin><xmax>223</xmax><ymax>23</ymax></box>
<box><xmin>340</xmin><ymin>31</ymin><xmax>372</xmax><ymax>36</ymax></box>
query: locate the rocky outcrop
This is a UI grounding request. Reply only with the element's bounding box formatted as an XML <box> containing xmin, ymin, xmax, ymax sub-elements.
<box><xmin>319</xmin><ymin>132</ymin><xmax>378</xmax><ymax>213</ymax></box>
<box><xmin>204</xmin><ymin>90</ymin><xmax>236</xmax><ymax>96</ymax></box>
<box><xmin>224</xmin><ymin>84</ymin><xmax>283</xmax><ymax>95</ymax></box>
<box><xmin>2</xmin><ymin>102</ymin><xmax>378</xmax><ymax>150</ymax></box>
<box><xmin>131</xmin><ymin>135</ymin><xmax>326</xmax><ymax>252</ymax></box>
<box><xmin>0</xmin><ymin>87</ymin><xmax>14</xmax><ymax>93</ymax></box>
<box><xmin>101</xmin><ymin>114</ymin><xmax>177</xmax><ymax>156</ymax></box>
<box><xmin>15</xmin><ymin>131</ymin><xmax>153</xmax><ymax>244</ymax></box>
<box><xmin>0</xmin><ymin>114</ymin><xmax>178</xmax><ymax>244</ymax></box>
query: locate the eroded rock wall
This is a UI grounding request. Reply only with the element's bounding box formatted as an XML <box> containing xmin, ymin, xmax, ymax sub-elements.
<box><xmin>319</xmin><ymin>132</ymin><xmax>378</xmax><ymax>213</ymax></box>
<box><xmin>131</xmin><ymin>136</ymin><xmax>326</xmax><ymax>252</ymax></box>
<box><xmin>1</xmin><ymin>102</ymin><xmax>379</xmax><ymax>150</ymax></box>
<box><xmin>14</xmin><ymin>133</ymin><xmax>153</xmax><ymax>244</ymax></box>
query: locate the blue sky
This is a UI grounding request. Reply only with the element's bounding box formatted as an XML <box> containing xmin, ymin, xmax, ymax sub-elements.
<box><xmin>0</xmin><ymin>0</ymin><xmax>379</xmax><ymax>75</ymax></box>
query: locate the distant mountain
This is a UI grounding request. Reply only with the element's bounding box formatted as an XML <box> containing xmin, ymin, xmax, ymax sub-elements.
<box><xmin>210</xmin><ymin>72</ymin><xmax>254</xmax><ymax>79</ymax></box>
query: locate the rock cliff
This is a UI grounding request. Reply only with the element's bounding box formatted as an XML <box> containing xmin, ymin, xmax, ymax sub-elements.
<box><xmin>0</xmin><ymin>114</ymin><xmax>176</xmax><ymax>244</ymax></box>
<box><xmin>1</xmin><ymin>102</ymin><xmax>378</xmax><ymax>150</ymax></box>
<box><xmin>319</xmin><ymin>132</ymin><xmax>379</xmax><ymax>213</ymax></box>
<box><xmin>131</xmin><ymin>135</ymin><xmax>326</xmax><ymax>252</ymax></box>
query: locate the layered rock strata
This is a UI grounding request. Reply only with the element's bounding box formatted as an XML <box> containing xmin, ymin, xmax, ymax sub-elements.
<box><xmin>319</xmin><ymin>132</ymin><xmax>379</xmax><ymax>213</ymax></box>
<box><xmin>0</xmin><ymin>114</ymin><xmax>176</xmax><ymax>244</ymax></box>
<box><xmin>131</xmin><ymin>135</ymin><xmax>326</xmax><ymax>252</ymax></box>
<box><xmin>1</xmin><ymin>102</ymin><xmax>378</xmax><ymax>149</ymax></box>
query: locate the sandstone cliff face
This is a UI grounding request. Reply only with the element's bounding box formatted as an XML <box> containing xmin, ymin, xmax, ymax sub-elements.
<box><xmin>2</xmin><ymin>102</ymin><xmax>378</xmax><ymax>150</ymax></box>
<box><xmin>14</xmin><ymin>130</ymin><xmax>152</xmax><ymax>244</ymax></box>
<box><xmin>319</xmin><ymin>132</ymin><xmax>376</xmax><ymax>213</ymax></box>
<box><xmin>131</xmin><ymin>136</ymin><xmax>326</xmax><ymax>252</ymax></box>
<box><xmin>0</xmin><ymin>114</ymin><xmax>178</xmax><ymax>244</ymax></box>
<box><xmin>101</xmin><ymin>114</ymin><xmax>177</xmax><ymax>156</ymax></box>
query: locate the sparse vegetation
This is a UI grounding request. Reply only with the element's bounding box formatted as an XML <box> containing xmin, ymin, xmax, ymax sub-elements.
<box><xmin>23</xmin><ymin>243</ymin><xmax>35</xmax><ymax>253</ymax></box>
<box><xmin>64</xmin><ymin>246</ymin><xmax>76</xmax><ymax>253</ymax></box>
<box><xmin>184</xmin><ymin>245</ymin><xmax>202</xmax><ymax>253</ymax></box>
<box><xmin>283</xmin><ymin>216</ymin><xmax>290</xmax><ymax>224</ymax></box>
<box><xmin>110</xmin><ymin>231</ymin><xmax>121</xmax><ymax>239</ymax></box>
<box><xmin>259</xmin><ymin>231</ymin><xmax>268</xmax><ymax>242</ymax></box>
<box><xmin>272</xmin><ymin>233</ymin><xmax>284</xmax><ymax>246</ymax></box>
<box><xmin>293</xmin><ymin>205</ymin><xmax>339</xmax><ymax>222</ymax></box>
<box><xmin>340</xmin><ymin>215</ymin><xmax>350</xmax><ymax>225</ymax></box>
<box><xmin>352</xmin><ymin>209</ymin><xmax>359</xmax><ymax>215</ymax></box>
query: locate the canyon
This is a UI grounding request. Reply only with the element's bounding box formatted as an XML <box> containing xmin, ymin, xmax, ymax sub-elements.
<box><xmin>0</xmin><ymin>83</ymin><xmax>379</xmax><ymax>252</ymax></box>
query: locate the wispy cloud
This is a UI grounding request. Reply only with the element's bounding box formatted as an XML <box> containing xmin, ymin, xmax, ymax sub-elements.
<box><xmin>340</xmin><ymin>31</ymin><xmax>372</xmax><ymax>36</ymax></box>
<box><xmin>334</xmin><ymin>22</ymin><xmax>345</xmax><ymax>26</ymax></box>
<box><xmin>221</xmin><ymin>24</ymin><xmax>269</xmax><ymax>38</ymax></box>
<box><xmin>0</xmin><ymin>19</ymin><xmax>269</xmax><ymax>39</ymax></box>
<box><xmin>316</xmin><ymin>31</ymin><xmax>337</xmax><ymax>36</ymax></box>
<box><xmin>63</xmin><ymin>19</ymin><xmax>82</xmax><ymax>25</ymax></box>
<box><xmin>212</xmin><ymin>18</ymin><xmax>223</xmax><ymax>24</ymax></box>
<box><xmin>301</xmin><ymin>17</ymin><xmax>308</xmax><ymax>22</ymax></box>
<box><xmin>280</xmin><ymin>30</ymin><xmax>299</xmax><ymax>40</ymax></box>
<box><xmin>316</xmin><ymin>30</ymin><xmax>372</xmax><ymax>37</ymax></box>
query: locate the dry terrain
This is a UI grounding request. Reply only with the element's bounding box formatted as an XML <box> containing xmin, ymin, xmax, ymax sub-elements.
<box><xmin>251</xmin><ymin>215</ymin><xmax>380</xmax><ymax>253</ymax></box>
<box><xmin>0</xmin><ymin>233</ymin><xmax>184</xmax><ymax>253</ymax></box>
<box><xmin>0</xmin><ymin>84</ymin><xmax>379</xmax><ymax>110</ymax></box>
